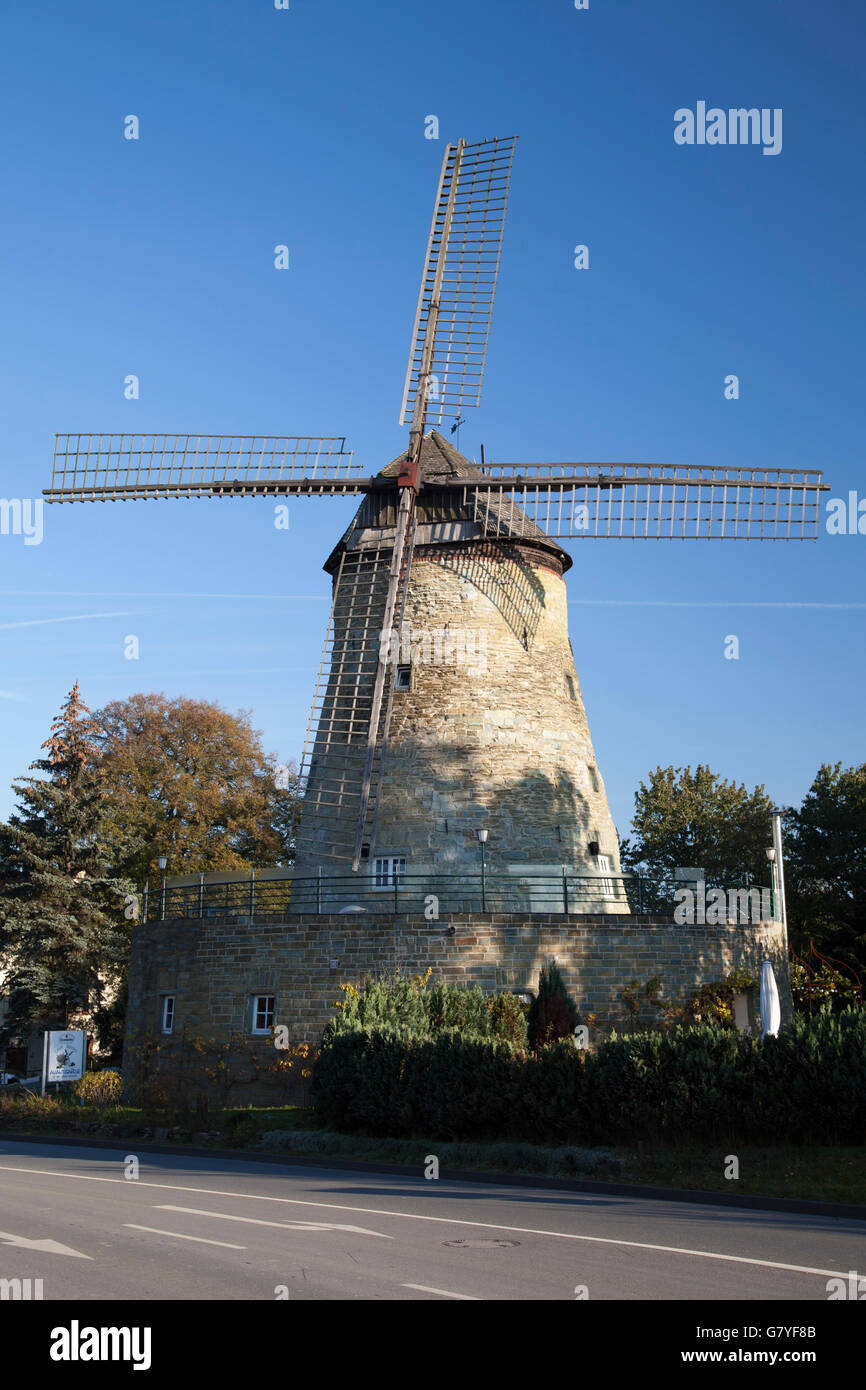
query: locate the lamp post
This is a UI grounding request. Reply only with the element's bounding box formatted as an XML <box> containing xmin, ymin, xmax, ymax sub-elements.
<box><xmin>158</xmin><ymin>855</ymin><xmax>167</xmax><ymax>921</ymax></box>
<box><xmin>771</xmin><ymin>810</ymin><xmax>788</xmax><ymax>932</ymax></box>
<box><xmin>476</xmin><ymin>828</ymin><xmax>488</xmax><ymax>912</ymax></box>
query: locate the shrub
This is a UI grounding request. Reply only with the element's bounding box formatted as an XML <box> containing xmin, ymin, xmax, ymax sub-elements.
<box><xmin>322</xmin><ymin>971</ymin><xmax>529</xmax><ymax>1048</ymax></box>
<box><xmin>790</xmin><ymin>961</ymin><xmax>863</xmax><ymax>1015</ymax></box>
<box><xmin>486</xmin><ymin>990</ymin><xmax>530</xmax><ymax>1048</ymax></box>
<box><xmin>516</xmin><ymin>1040</ymin><xmax>587</xmax><ymax>1144</ymax></box>
<box><xmin>528</xmin><ymin>960</ymin><xmax>579</xmax><ymax>1049</ymax></box>
<box><xmin>313</xmin><ymin>1028</ymin><xmax>408</xmax><ymax>1134</ymax></box>
<box><xmin>402</xmin><ymin>1031</ymin><xmax>520</xmax><ymax>1141</ymax></box>
<box><xmin>74</xmin><ymin>1070</ymin><xmax>123</xmax><ymax>1108</ymax></box>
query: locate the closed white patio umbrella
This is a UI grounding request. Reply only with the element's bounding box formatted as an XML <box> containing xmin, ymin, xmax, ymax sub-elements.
<box><xmin>760</xmin><ymin>960</ymin><xmax>781</xmax><ymax>1038</ymax></box>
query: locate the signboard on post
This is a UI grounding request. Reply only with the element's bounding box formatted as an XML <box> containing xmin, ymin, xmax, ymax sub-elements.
<box><xmin>44</xmin><ymin>1030</ymin><xmax>87</xmax><ymax>1085</ymax></box>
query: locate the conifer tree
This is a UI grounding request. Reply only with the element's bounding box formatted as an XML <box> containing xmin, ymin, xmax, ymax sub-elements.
<box><xmin>0</xmin><ymin>683</ymin><xmax>133</xmax><ymax>1045</ymax></box>
<box><xmin>528</xmin><ymin>959</ymin><xmax>580</xmax><ymax>1048</ymax></box>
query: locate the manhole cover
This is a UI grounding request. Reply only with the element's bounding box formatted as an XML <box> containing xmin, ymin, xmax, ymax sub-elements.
<box><xmin>442</xmin><ymin>1239</ymin><xmax>520</xmax><ymax>1249</ymax></box>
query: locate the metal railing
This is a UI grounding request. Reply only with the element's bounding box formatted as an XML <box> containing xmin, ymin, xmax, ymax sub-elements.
<box><xmin>139</xmin><ymin>871</ymin><xmax>776</xmax><ymax>923</ymax></box>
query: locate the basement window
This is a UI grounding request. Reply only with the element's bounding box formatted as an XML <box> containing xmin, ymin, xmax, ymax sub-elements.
<box><xmin>161</xmin><ymin>996</ymin><xmax>175</xmax><ymax>1034</ymax></box>
<box><xmin>373</xmin><ymin>856</ymin><xmax>406</xmax><ymax>889</ymax></box>
<box><xmin>251</xmin><ymin>994</ymin><xmax>276</xmax><ymax>1035</ymax></box>
<box><xmin>395</xmin><ymin>665</ymin><xmax>411</xmax><ymax>690</ymax></box>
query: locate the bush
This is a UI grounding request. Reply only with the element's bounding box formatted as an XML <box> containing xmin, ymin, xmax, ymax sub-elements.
<box><xmin>322</xmin><ymin>971</ymin><xmax>528</xmax><ymax>1049</ymax></box>
<box><xmin>528</xmin><ymin>960</ymin><xmax>579</xmax><ymax>1049</ymax></box>
<box><xmin>518</xmin><ymin>1040</ymin><xmax>586</xmax><ymax>1144</ymax></box>
<box><xmin>74</xmin><ymin>1070</ymin><xmax>123</xmax><ymax>1108</ymax></box>
<box><xmin>313</xmin><ymin>1029</ymin><xmax>407</xmax><ymax>1135</ymax></box>
<box><xmin>402</xmin><ymin>1031</ymin><xmax>520</xmax><ymax>1141</ymax></box>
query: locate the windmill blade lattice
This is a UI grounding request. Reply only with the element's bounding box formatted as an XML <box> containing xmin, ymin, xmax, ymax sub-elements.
<box><xmin>456</xmin><ymin>462</ymin><xmax>828</xmax><ymax>540</ymax></box>
<box><xmin>400</xmin><ymin>136</ymin><xmax>517</xmax><ymax>435</ymax></box>
<box><xmin>45</xmin><ymin>434</ymin><xmax>362</xmax><ymax>501</ymax></box>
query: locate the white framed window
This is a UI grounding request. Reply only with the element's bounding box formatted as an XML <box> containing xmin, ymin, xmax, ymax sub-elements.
<box><xmin>372</xmin><ymin>856</ymin><xmax>406</xmax><ymax>889</ymax></box>
<box><xmin>596</xmin><ymin>854</ymin><xmax>615</xmax><ymax>900</ymax></box>
<box><xmin>251</xmin><ymin>994</ymin><xmax>276</xmax><ymax>1035</ymax></box>
<box><xmin>161</xmin><ymin>996</ymin><xmax>175</xmax><ymax>1034</ymax></box>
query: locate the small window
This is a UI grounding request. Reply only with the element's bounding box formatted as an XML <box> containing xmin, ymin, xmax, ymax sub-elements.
<box><xmin>161</xmin><ymin>996</ymin><xmax>175</xmax><ymax>1034</ymax></box>
<box><xmin>596</xmin><ymin>854</ymin><xmax>615</xmax><ymax>900</ymax></box>
<box><xmin>251</xmin><ymin>994</ymin><xmax>276</xmax><ymax>1035</ymax></box>
<box><xmin>587</xmin><ymin>764</ymin><xmax>600</xmax><ymax>793</ymax></box>
<box><xmin>565</xmin><ymin>674</ymin><xmax>578</xmax><ymax>701</ymax></box>
<box><xmin>395</xmin><ymin>666</ymin><xmax>411</xmax><ymax>689</ymax></box>
<box><xmin>373</xmin><ymin>856</ymin><xmax>406</xmax><ymax>889</ymax></box>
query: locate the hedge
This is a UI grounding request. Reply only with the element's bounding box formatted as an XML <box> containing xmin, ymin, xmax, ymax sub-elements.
<box><xmin>312</xmin><ymin>1010</ymin><xmax>866</xmax><ymax>1145</ymax></box>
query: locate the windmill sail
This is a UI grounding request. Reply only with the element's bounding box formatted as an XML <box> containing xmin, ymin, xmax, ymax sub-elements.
<box><xmin>400</xmin><ymin>136</ymin><xmax>517</xmax><ymax>439</ymax></box>
<box><xmin>45</xmin><ymin>434</ymin><xmax>362</xmax><ymax>501</ymax></box>
<box><xmin>456</xmin><ymin>462</ymin><xmax>828</xmax><ymax>540</ymax></box>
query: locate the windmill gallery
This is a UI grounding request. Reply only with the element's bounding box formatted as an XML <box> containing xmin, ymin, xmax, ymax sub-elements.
<box><xmin>43</xmin><ymin>137</ymin><xmax>823</xmax><ymax>1097</ymax></box>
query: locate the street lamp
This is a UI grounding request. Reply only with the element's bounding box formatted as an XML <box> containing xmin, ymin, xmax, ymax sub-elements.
<box><xmin>158</xmin><ymin>855</ymin><xmax>167</xmax><ymax>921</ymax></box>
<box><xmin>476</xmin><ymin>828</ymin><xmax>488</xmax><ymax>912</ymax></box>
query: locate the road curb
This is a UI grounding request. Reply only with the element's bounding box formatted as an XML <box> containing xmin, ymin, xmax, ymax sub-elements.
<box><xmin>1</xmin><ymin>1128</ymin><xmax>864</xmax><ymax>1222</ymax></box>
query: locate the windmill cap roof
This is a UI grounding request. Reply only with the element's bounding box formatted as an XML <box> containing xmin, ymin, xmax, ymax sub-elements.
<box><xmin>324</xmin><ymin>429</ymin><xmax>571</xmax><ymax>573</ymax></box>
<box><xmin>379</xmin><ymin>429</ymin><xmax>486</xmax><ymax>481</ymax></box>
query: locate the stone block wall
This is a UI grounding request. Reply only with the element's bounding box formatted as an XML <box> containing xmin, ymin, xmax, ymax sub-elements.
<box><xmin>124</xmin><ymin>911</ymin><xmax>791</xmax><ymax>1103</ymax></box>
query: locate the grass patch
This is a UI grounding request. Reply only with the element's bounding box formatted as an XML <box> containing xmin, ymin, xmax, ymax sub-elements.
<box><xmin>259</xmin><ymin>1129</ymin><xmax>621</xmax><ymax>1179</ymax></box>
<box><xmin>2</xmin><ymin>1094</ymin><xmax>863</xmax><ymax>1205</ymax></box>
<box><xmin>619</xmin><ymin>1143</ymin><xmax>866</xmax><ymax>1206</ymax></box>
<box><xmin>256</xmin><ymin>1130</ymin><xmax>866</xmax><ymax>1204</ymax></box>
<box><xmin>0</xmin><ymin>1092</ymin><xmax>318</xmax><ymax>1145</ymax></box>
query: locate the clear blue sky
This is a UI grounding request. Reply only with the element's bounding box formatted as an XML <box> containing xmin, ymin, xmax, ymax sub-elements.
<box><xmin>1</xmin><ymin>0</ymin><xmax>864</xmax><ymax>838</ymax></box>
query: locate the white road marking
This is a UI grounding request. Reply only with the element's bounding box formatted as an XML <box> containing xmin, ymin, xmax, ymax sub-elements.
<box><xmin>157</xmin><ymin>1204</ymin><xmax>392</xmax><ymax>1239</ymax></box>
<box><xmin>0</xmin><ymin>1229</ymin><xmax>93</xmax><ymax>1260</ymax></box>
<box><xmin>124</xmin><ymin>1224</ymin><xmax>246</xmax><ymax>1250</ymax></box>
<box><xmin>403</xmin><ymin>1283</ymin><xmax>478</xmax><ymax>1300</ymax></box>
<box><xmin>0</xmin><ymin>1163</ymin><xmax>850</xmax><ymax>1281</ymax></box>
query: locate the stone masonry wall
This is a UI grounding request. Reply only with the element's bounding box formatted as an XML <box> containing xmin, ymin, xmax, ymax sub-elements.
<box><xmin>124</xmin><ymin>911</ymin><xmax>791</xmax><ymax>1102</ymax></box>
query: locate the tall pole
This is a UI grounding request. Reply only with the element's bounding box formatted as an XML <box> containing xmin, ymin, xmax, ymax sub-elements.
<box><xmin>772</xmin><ymin>811</ymin><xmax>788</xmax><ymax>931</ymax></box>
<box><xmin>478</xmin><ymin>834</ymin><xmax>487</xmax><ymax>912</ymax></box>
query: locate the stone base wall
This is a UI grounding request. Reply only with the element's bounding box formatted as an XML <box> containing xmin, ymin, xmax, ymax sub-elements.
<box><xmin>124</xmin><ymin>912</ymin><xmax>791</xmax><ymax>1102</ymax></box>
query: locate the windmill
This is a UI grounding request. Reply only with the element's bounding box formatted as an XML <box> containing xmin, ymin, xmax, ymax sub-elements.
<box><xmin>44</xmin><ymin>135</ymin><xmax>828</xmax><ymax>905</ymax></box>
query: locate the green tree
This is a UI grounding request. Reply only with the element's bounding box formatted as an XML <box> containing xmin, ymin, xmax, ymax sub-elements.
<box><xmin>784</xmin><ymin>762</ymin><xmax>866</xmax><ymax>976</ymax></box>
<box><xmin>92</xmin><ymin>693</ymin><xmax>296</xmax><ymax>886</ymax></box>
<box><xmin>0</xmin><ymin>684</ymin><xmax>132</xmax><ymax>1044</ymax></box>
<box><xmin>270</xmin><ymin>759</ymin><xmax>303</xmax><ymax>866</ymax></box>
<box><xmin>528</xmin><ymin>960</ymin><xmax>579</xmax><ymax>1049</ymax></box>
<box><xmin>620</xmin><ymin>764</ymin><xmax>776</xmax><ymax>908</ymax></box>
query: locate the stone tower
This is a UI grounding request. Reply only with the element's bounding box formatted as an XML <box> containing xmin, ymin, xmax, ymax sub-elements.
<box><xmin>293</xmin><ymin>431</ymin><xmax>624</xmax><ymax>908</ymax></box>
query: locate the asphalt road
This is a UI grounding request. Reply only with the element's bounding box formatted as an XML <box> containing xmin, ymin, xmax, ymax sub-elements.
<box><xmin>0</xmin><ymin>1139</ymin><xmax>861</xmax><ymax>1301</ymax></box>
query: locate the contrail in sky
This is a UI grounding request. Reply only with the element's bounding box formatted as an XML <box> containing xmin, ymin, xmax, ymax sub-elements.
<box><xmin>0</xmin><ymin>611</ymin><xmax>144</xmax><ymax>631</ymax></box>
